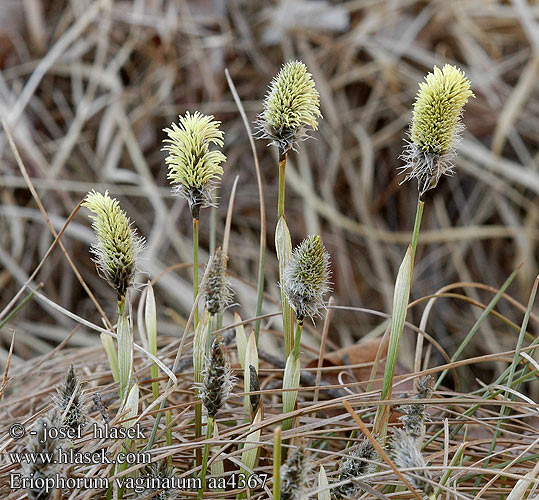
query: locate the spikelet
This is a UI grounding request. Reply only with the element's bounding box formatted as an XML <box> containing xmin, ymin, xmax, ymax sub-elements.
<box><xmin>257</xmin><ymin>60</ymin><xmax>322</xmax><ymax>153</ymax></box>
<box><xmin>204</xmin><ymin>247</ymin><xmax>234</xmax><ymax>315</ymax></box>
<box><xmin>83</xmin><ymin>190</ymin><xmax>144</xmax><ymax>301</ymax></box>
<box><xmin>400</xmin><ymin>64</ymin><xmax>474</xmax><ymax>195</ymax></box>
<box><xmin>139</xmin><ymin>461</ymin><xmax>176</xmax><ymax>500</ymax></box>
<box><xmin>334</xmin><ymin>438</ymin><xmax>377</xmax><ymax>499</ymax></box>
<box><xmin>281</xmin><ymin>441</ymin><xmax>310</xmax><ymax>500</ymax></box>
<box><xmin>23</xmin><ymin>413</ymin><xmax>62</xmax><ymax>500</ymax></box>
<box><xmin>391</xmin><ymin>429</ymin><xmax>434</xmax><ymax>495</ymax></box>
<box><xmin>163</xmin><ymin>111</ymin><xmax>226</xmax><ymax>218</ymax></box>
<box><xmin>398</xmin><ymin>375</ymin><xmax>433</xmax><ymax>439</ymax></box>
<box><xmin>248</xmin><ymin>364</ymin><xmax>261</xmax><ymax>416</ymax></box>
<box><xmin>199</xmin><ymin>335</ymin><xmax>234</xmax><ymax>418</ymax></box>
<box><xmin>282</xmin><ymin>235</ymin><xmax>331</xmax><ymax>322</ymax></box>
<box><xmin>52</xmin><ymin>365</ymin><xmax>87</xmax><ymax>432</ymax></box>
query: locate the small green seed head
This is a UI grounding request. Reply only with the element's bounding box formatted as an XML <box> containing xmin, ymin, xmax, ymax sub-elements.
<box><xmin>282</xmin><ymin>235</ymin><xmax>331</xmax><ymax>322</ymax></box>
<box><xmin>400</xmin><ymin>64</ymin><xmax>474</xmax><ymax>195</ymax></box>
<box><xmin>257</xmin><ymin>60</ymin><xmax>322</xmax><ymax>153</ymax></box>
<box><xmin>163</xmin><ymin>111</ymin><xmax>226</xmax><ymax>217</ymax></box>
<box><xmin>83</xmin><ymin>190</ymin><xmax>144</xmax><ymax>300</ymax></box>
<box><xmin>204</xmin><ymin>248</ymin><xmax>234</xmax><ymax>315</ymax></box>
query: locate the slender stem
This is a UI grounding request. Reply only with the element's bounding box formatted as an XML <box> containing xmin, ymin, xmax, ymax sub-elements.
<box><xmin>197</xmin><ymin>416</ymin><xmax>215</xmax><ymax>500</ymax></box>
<box><xmin>293</xmin><ymin>320</ymin><xmax>304</xmax><ymax>360</ymax></box>
<box><xmin>196</xmin><ymin>313</ymin><xmax>214</xmax><ymax>468</ymax></box>
<box><xmin>165</xmin><ymin>410</ymin><xmax>173</xmax><ymax>466</ymax></box>
<box><xmin>277</xmin><ymin>151</ymin><xmax>287</xmax><ymax>219</ymax></box>
<box><xmin>193</xmin><ymin>217</ymin><xmax>199</xmax><ymax>328</ymax></box>
<box><xmin>209</xmin><ymin>194</ymin><xmax>217</xmax><ymax>255</ymax></box>
<box><xmin>410</xmin><ymin>196</ymin><xmax>425</xmax><ymax>262</ymax></box>
<box><xmin>374</xmin><ymin>196</ymin><xmax>424</xmax><ymax>440</ymax></box>
<box><xmin>254</xmin><ymin>245</ymin><xmax>266</xmax><ymax>344</ymax></box>
<box><xmin>273</xmin><ymin>427</ymin><xmax>282</xmax><ymax>500</ymax></box>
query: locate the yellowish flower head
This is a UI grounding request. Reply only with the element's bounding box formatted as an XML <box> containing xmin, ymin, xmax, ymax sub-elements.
<box><xmin>282</xmin><ymin>234</ymin><xmax>331</xmax><ymax>322</ymax></box>
<box><xmin>83</xmin><ymin>190</ymin><xmax>144</xmax><ymax>299</ymax></box>
<box><xmin>411</xmin><ymin>64</ymin><xmax>473</xmax><ymax>154</ymax></box>
<box><xmin>401</xmin><ymin>64</ymin><xmax>474</xmax><ymax>195</ymax></box>
<box><xmin>163</xmin><ymin>111</ymin><xmax>226</xmax><ymax>217</ymax></box>
<box><xmin>258</xmin><ymin>60</ymin><xmax>322</xmax><ymax>153</ymax></box>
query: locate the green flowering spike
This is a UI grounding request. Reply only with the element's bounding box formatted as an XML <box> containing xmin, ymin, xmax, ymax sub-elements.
<box><xmin>401</xmin><ymin>64</ymin><xmax>474</xmax><ymax>195</ymax></box>
<box><xmin>282</xmin><ymin>234</ymin><xmax>331</xmax><ymax>322</ymax></box>
<box><xmin>257</xmin><ymin>60</ymin><xmax>322</xmax><ymax>153</ymax></box>
<box><xmin>163</xmin><ymin>111</ymin><xmax>226</xmax><ymax>218</ymax></box>
<box><xmin>83</xmin><ymin>190</ymin><xmax>144</xmax><ymax>300</ymax></box>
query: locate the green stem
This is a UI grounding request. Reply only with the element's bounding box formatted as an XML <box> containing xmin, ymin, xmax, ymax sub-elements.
<box><xmin>277</xmin><ymin>151</ymin><xmax>287</xmax><ymax>219</ymax></box>
<box><xmin>0</xmin><ymin>284</ymin><xmax>42</xmax><ymax>330</ymax></box>
<box><xmin>293</xmin><ymin>320</ymin><xmax>304</xmax><ymax>360</ymax></box>
<box><xmin>373</xmin><ymin>196</ymin><xmax>424</xmax><ymax>440</ymax></box>
<box><xmin>165</xmin><ymin>410</ymin><xmax>173</xmax><ymax>466</ymax></box>
<box><xmin>209</xmin><ymin>193</ymin><xmax>217</xmax><ymax>255</ymax></box>
<box><xmin>273</xmin><ymin>427</ymin><xmax>282</xmax><ymax>500</ymax></box>
<box><xmin>193</xmin><ymin>217</ymin><xmax>199</xmax><ymax>329</ymax></box>
<box><xmin>254</xmin><ymin>244</ymin><xmax>266</xmax><ymax>345</ymax></box>
<box><xmin>410</xmin><ymin>197</ymin><xmax>425</xmax><ymax>261</ymax></box>
<box><xmin>197</xmin><ymin>416</ymin><xmax>215</xmax><ymax>500</ymax></box>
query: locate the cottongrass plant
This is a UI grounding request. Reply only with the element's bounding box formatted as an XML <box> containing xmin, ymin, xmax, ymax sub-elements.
<box><xmin>83</xmin><ymin>190</ymin><xmax>143</xmax><ymax>400</ymax></box>
<box><xmin>281</xmin><ymin>234</ymin><xmax>330</xmax><ymax>430</ymax></box>
<box><xmin>197</xmin><ymin>335</ymin><xmax>234</xmax><ymax>500</ymax></box>
<box><xmin>163</xmin><ymin>111</ymin><xmax>226</xmax><ymax>329</ymax></box>
<box><xmin>193</xmin><ymin>248</ymin><xmax>234</xmax><ymax>460</ymax></box>
<box><xmin>257</xmin><ymin>60</ymin><xmax>322</xmax><ymax>369</ymax></box>
<box><xmin>374</xmin><ymin>64</ymin><xmax>473</xmax><ymax>439</ymax></box>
